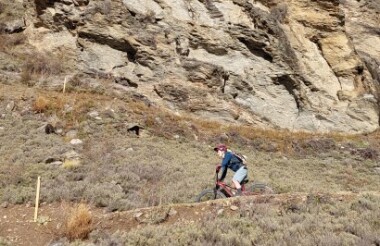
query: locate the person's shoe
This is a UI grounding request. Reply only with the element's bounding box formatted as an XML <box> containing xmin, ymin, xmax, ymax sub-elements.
<box><xmin>235</xmin><ymin>189</ymin><xmax>242</xmax><ymax>197</ymax></box>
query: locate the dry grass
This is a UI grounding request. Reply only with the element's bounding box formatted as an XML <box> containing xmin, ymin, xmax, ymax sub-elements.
<box><xmin>0</xmin><ymin>33</ymin><xmax>26</xmax><ymax>51</ymax></box>
<box><xmin>62</xmin><ymin>159</ymin><xmax>81</xmax><ymax>169</ymax></box>
<box><xmin>16</xmin><ymin>84</ymin><xmax>370</xmax><ymax>156</ymax></box>
<box><xmin>1</xmin><ymin>84</ymin><xmax>380</xmax><ymax>211</ymax></box>
<box><xmin>124</xmin><ymin>99</ymin><xmax>367</xmax><ymax>157</ymax></box>
<box><xmin>23</xmin><ymin>52</ymin><xmax>62</xmax><ymax>75</ymax></box>
<box><xmin>31</xmin><ymin>93</ymin><xmax>99</xmax><ymax>128</ymax></box>
<box><xmin>17</xmin><ymin>50</ymin><xmax>70</xmax><ymax>86</ymax></box>
<box><xmin>32</xmin><ymin>96</ymin><xmax>55</xmax><ymax>113</ymax></box>
<box><xmin>87</xmin><ymin>194</ymin><xmax>380</xmax><ymax>246</ymax></box>
<box><xmin>64</xmin><ymin>203</ymin><xmax>93</xmax><ymax>241</ymax></box>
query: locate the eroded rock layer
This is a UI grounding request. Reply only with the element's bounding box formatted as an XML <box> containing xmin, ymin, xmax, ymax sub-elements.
<box><xmin>1</xmin><ymin>0</ymin><xmax>379</xmax><ymax>133</ymax></box>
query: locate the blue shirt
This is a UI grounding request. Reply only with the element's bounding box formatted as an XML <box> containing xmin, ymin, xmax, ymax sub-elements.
<box><xmin>219</xmin><ymin>151</ymin><xmax>243</xmax><ymax>180</ymax></box>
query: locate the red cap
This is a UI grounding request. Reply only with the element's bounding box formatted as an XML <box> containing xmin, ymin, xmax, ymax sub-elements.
<box><xmin>214</xmin><ymin>144</ymin><xmax>227</xmax><ymax>152</ymax></box>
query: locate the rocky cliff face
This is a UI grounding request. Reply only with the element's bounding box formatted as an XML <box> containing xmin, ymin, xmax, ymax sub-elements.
<box><xmin>1</xmin><ymin>0</ymin><xmax>380</xmax><ymax>133</ymax></box>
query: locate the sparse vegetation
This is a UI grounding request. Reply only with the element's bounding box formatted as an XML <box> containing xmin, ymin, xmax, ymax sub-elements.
<box><xmin>84</xmin><ymin>194</ymin><xmax>380</xmax><ymax>246</ymax></box>
<box><xmin>22</xmin><ymin>51</ymin><xmax>63</xmax><ymax>77</ymax></box>
<box><xmin>64</xmin><ymin>204</ymin><xmax>93</xmax><ymax>241</ymax></box>
<box><xmin>1</xmin><ymin>84</ymin><xmax>380</xmax><ymax>245</ymax></box>
<box><xmin>0</xmin><ymin>237</ymin><xmax>10</xmax><ymax>246</ymax></box>
<box><xmin>1</xmin><ymin>84</ymin><xmax>380</xmax><ymax>211</ymax></box>
<box><xmin>0</xmin><ymin>0</ymin><xmax>379</xmax><ymax>244</ymax></box>
<box><xmin>0</xmin><ymin>33</ymin><xmax>26</xmax><ymax>51</ymax></box>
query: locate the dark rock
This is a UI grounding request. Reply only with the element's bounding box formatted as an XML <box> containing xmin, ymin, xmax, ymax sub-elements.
<box><xmin>45</xmin><ymin>124</ymin><xmax>56</xmax><ymax>134</ymax></box>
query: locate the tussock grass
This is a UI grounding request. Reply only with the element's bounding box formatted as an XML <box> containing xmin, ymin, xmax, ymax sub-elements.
<box><xmin>22</xmin><ymin>52</ymin><xmax>63</xmax><ymax>76</ymax></box>
<box><xmin>62</xmin><ymin>159</ymin><xmax>81</xmax><ymax>169</ymax></box>
<box><xmin>32</xmin><ymin>95</ymin><xmax>55</xmax><ymax>113</ymax></box>
<box><xmin>64</xmin><ymin>204</ymin><xmax>93</xmax><ymax>241</ymax></box>
<box><xmin>20</xmin><ymin>51</ymin><xmax>64</xmax><ymax>85</ymax></box>
<box><xmin>31</xmin><ymin>93</ymin><xmax>99</xmax><ymax>128</ymax></box>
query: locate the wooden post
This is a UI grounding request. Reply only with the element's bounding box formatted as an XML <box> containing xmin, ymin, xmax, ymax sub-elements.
<box><xmin>34</xmin><ymin>176</ymin><xmax>41</xmax><ymax>222</ymax></box>
<box><xmin>63</xmin><ymin>76</ymin><xmax>67</xmax><ymax>94</ymax></box>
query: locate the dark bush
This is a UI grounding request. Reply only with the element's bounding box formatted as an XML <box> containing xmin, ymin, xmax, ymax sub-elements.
<box><xmin>350</xmin><ymin>147</ymin><xmax>378</xmax><ymax>160</ymax></box>
<box><xmin>304</xmin><ymin>138</ymin><xmax>336</xmax><ymax>151</ymax></box>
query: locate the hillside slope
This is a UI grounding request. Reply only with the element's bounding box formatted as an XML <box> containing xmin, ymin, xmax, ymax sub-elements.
<box><xmin>0</xmin><ymin>0</ymin><xmax>379</xmax><ymax>133</ymax></box>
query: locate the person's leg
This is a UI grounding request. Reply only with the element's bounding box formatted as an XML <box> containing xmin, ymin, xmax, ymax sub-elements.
<box><xmin>232</xmin><ymin>179</ymin><xmax>242</xmax><ymax>196</ymax></box>
<box><xmin>232</xmin><ymin>180</ymin><xmax>241</xmax><ymax>189</ymax></box>
<box><xmin>233</xmin><ymin>167</ymin><xmax>248</xmax><ymax>196</ymax></box>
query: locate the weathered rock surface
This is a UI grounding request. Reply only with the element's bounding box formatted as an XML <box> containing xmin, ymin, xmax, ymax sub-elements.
<box><xmin>1</xmin><ymin>0</ymin><xmax>380</xmax><ymax>133</ymax></box>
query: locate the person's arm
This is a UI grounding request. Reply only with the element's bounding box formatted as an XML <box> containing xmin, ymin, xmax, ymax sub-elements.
<box><xmin>219</xmin><ymin>152</ymin><xmax>232</xmax><ymax>181</ymax></box>
<box><xmin>219</xmin><ymin>167</ymin><xmax>227</xmax><ymax>181</ymax></box>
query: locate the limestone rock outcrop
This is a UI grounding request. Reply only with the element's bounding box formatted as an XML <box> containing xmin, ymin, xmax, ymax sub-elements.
<box><xmin>1</xmin><ymin>0</ymin><xmax>379</xmax><ymax>133</ymax></box>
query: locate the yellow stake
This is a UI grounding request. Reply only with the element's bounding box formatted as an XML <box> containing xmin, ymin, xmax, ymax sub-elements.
<box><xmin>34</xmin><ymin>176</ymin><xmax>41</xmax><ymax>222</ymax></box>
<box><xmin>63</xmin><ymin>76</ymin><xmax>67</xmax><ymax>94</ymax></box>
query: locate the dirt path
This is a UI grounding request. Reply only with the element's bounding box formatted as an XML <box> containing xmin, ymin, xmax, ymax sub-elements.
<box><xmin>1</xmin><ymin>191</ymin><xmax>379</xmax><ymax>246</ymax></box>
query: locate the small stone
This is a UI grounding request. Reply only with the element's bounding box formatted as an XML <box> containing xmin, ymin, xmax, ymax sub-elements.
<box><xmin>6</xmin><ymin>101</ymin><xmax>15</xmax><ymax>112</ymax></box>
<box><xmin>88</xmin><ymin>111</ymin><xmax>99</xmax><ymax>118</ymax></box>
<box><xmin>55</xmin><ymin>128</ymin><xmax>63</xmax><ymax>135</ymax></box>
<box><xmin>64</xmin><ymin>150</ymin><xmax>80</xmax><ymax>159</ymax></box>
<box><xmin>65</xmin><ymin>130</ymin><xmax>77</xmax><ymax>138</ymax></box>
<box><xmin>230</xmin><ymin>205</ymin><xmax>239</xmax><ymax>211</ymax></box>
<box><xmin>64</xmin><ymin>105</ymin><xmax>74</xmax><ymax>113</ymax></box>
<box><xmin>50</xmin><ymin>242</ymin><xmax>65</xmax><ymax>246</ymax></box>
<box><xmin>1</xmin><ymin>202</ymin><xmax>9</xmax><ymax>208</ymax></box>
<box><xmin>168</xmin><ymin>208</ymin><xmax>177</xmax><ymax>216</ymax></box>
<box><xmin>37</xmin><ymin>216</ymin><xmax>51</xmax><ymax>224</ymax></box>
<box><xmin>217</xmin><ymin>208</ymin><xmax>224</xmax><ymax>215</ymax></box>
<box><xmin>374</xmin><ymin>167</ymin><xmax>380</xmax><ymax>174</ymax></box>
<box><xmin>61</xmin><ymin>4</ymin><xmax>73</xmax><ymax>13</ymax></box>
<box><xmin>134</xmin><ymin>212</ymin><xmax>143</xmax><ymax>218</ymax></box>
<box><xmin>70</xmin><ymin>139</ymin><xmax>83</xmax><ymax>145</ymax></box>
<box><xmin>155</xmin><ymin>117</ymin><xmax>162</xmax><ymax>124</ymax></box>
<box><xmin>103</xmin><ymin>109</ymin><xmax>116</xmax><ymax>119</ymax></box>
<box><xmin>50</xmin><ymin>161</ymin><xmax>63</xmax><ymax>166</ymax></box>
<box><xmin>219</xmin><ymin>133</ymin><xmax>229</xmax><ymax>142</ymax></box>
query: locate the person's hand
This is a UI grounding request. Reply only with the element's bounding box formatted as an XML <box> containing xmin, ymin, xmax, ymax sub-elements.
<box><xmin>216</xmin><ymin>165</ymin><xmax>221</xmax><ymax>173</ymax></box>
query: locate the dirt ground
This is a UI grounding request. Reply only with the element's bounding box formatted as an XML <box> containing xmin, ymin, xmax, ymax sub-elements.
<box><xmin>0</xmin><ymin>201</ymin><xmax>220</xmax><ymax>245</ymax></box>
